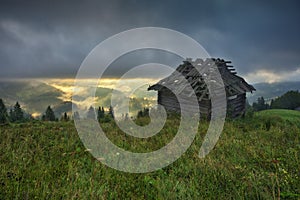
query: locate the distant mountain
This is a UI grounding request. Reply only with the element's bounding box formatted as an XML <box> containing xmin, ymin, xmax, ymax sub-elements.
<box><xmin>247</xmin><ymin>81</ymin><xmax>300</xmax><ymax>104</ymax></box>
<box><xmin>0</xmin><ymin>80</ymin><xmax>63</xmax><ymax>115</ymax></box>
<box><xmin>0</xmin><ymin>80</ymin><xmax>156</xmax><ymax>118</ymax></box>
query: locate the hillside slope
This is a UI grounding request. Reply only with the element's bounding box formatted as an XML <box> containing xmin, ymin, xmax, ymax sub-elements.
<box><xmin>247</xmin><ymin>81</ymin><xmax>300</xmax><ymax>104</ymax></box>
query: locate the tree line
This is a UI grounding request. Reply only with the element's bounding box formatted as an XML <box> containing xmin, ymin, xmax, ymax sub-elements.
<box><xmin>251</xmin><ymin>90</ymin><xmax>300</xmax><ymax>112</ymax></box>
<box><xmin>270</xmin><ymin>90</ymin><xmax>300</xmax><ymax>110</ymax></box>
<box><xmin>0</xmin><ymin>100</ymin><xmax>30</xmax><ymax>124</ymax></box>
<box><xmin>2</xmin><ymin>90</ymin><xmax>298</xmax><ymax>124</ymax></box>
<box><xmin>0</xmin><ymin>99</ymin><xmax>116</xmax><ymax>124</ymax></box>
<box><xmin>84</xmin><ymin>105</ymin><xmax>114</xmax><ymax>122</ymax></box>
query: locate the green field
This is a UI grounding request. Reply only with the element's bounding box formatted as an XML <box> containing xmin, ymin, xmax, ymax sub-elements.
<box><xmin>0</xmin><ymin>110</ymin><xmax>299</xmax><ymax>199</ymax></box>
<box><xmin>256</xmin><ymin>109</ymin><xmax>300</xmax><ymax>124</ymax></box>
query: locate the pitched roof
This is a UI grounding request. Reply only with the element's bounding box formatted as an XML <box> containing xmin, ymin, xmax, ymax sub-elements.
<box><xmin>148</xmin><ymin>58</ymin><xmax>255</xmax><ymax>100</ymax></box>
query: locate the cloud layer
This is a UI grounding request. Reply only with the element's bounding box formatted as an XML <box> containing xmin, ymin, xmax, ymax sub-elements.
<box><xmin>0</xmin><ymin>0</ymin><xmax>300</xmax><ymax>83</ymax></box>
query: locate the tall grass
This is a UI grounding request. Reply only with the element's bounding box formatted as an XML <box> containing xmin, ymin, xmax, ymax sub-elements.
<box><xmin>0</xmin><ymin>111</ymin><xmax>299</xmax><ymax>199</ymax></box>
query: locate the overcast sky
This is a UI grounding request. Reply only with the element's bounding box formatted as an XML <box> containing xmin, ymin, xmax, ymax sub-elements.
<box><xmin>1</xmin><ymin>0</ymin><xmax>300</xmax><ymax>83</ymax></box>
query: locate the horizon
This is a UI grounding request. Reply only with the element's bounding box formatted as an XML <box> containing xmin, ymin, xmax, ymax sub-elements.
<box><xmin>1</xmin><ymin>74</ymin><xmax>300</xmax><ymax>85</ymax></box>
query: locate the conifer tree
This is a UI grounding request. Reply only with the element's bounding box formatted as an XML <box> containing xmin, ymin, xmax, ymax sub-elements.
<box><xmin>97</xmin><ymin>106</ymin><xmax>105</xmax><ymax>120</ymax></box>
<box><xmin>9</xmin><ymin>109</ymin><xmax>13</xmax><ymax>121</ymax></box>
<box><xmin>43</xmin><ymin>106</ymin><xmax>56</xmax><ymax>121</ymax></box>
<box><xmin>108</xmin><ymin>105</ymin><xmax>114</xmax><ymax>119</ymax></box>
<box><xmin>10</xmin><ymin>102</ymin><xmax>24</xmax><ymax>122</ymax></box>
<box><xmin>73</xmin><ymin>111</ymin><xmax>80</xmax><ymax>120</ymax></box>
<box><xmin>252</xmin><ymin>97</ymin><xmax>269</xmax><ymax>111</ymax></box>
<box><xmin>87</xmin><ymin>106</ymin><xmax>95</xmax><ymax>119</ymax></box>
<box><xmin>0</xmin><ymin>99</ymin><xmax>8</xmax><ymax>124</ymax></box>
<box><xmin>64</xmin><ymin>112</ymin><xmax>69</xmax><ymax>121</ymax></box>
<box><xmin>61</xmin><ymin>112</ymin><xmax>69</xmax><ymax>121</ymax></box>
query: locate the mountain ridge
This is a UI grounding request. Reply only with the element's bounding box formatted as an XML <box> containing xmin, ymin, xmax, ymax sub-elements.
<box><xmin>247</xmin><ymin>81</ymin><xmax>300</xmax><ymax>104</ymax></box>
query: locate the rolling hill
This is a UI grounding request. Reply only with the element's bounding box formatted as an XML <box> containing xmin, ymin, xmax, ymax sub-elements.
<box><xmin>0</xmin><ymin>80</ymin><xmax>63</xmax><ymax>115</ymax></box>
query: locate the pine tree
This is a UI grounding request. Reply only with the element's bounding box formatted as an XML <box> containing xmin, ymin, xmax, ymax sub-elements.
<box><xmin>0</xmin><ymin>99</ymin><xmax>8</xmax><ymax>124</ymax></box>
<box><xmin>9</xmin><ymin>109</ymin><xmax>14</xmax><ymax>122</ymax></box>
<box><xmin>109</xmin><ymin>105</ymin><xmax>114</xmax><ymax>119</ymax></box>
<box><xmin>73</xmin><ymin>111</ymin><xmax>80</xmax><ymax>120</ymax></box>
<box><xmin>10</xmin><ymin>102</ymin><xmax>24</xmax><ymax>122</ymax></box>
<box><xmin>252</xmin><ymin>97</ymin><xmax>269</xmax><ymax>111</ymax></box>
<box><xmin>97</xmin><ymin>106</ymin><xmax>105</xmax><ymax>120</ymax></box>
<box><xmin>14</xmin><ymin>102</ymin><xmax>24</xmax><ymax>121</ymax></box>
<box><xmin>64</xmin><ymin>112</ymin><xmax>69</xmax><ymax>121</ymax></box>
<box><xmin>61</xmin><ymin>112</ymin><xmax>69</xmax><ymax>121</ymax></box>
<box><xmin>137</xmin><ymin>107</ymin><xmax>150</xmax><ymax>118</ymax></box>
<box><xmin>124</xmin><ymin>113</ymin><xmax>129</xmax><ymax>120</ymax></box>
<box><xmin>137</xmin><ymin>110</ymin><xmax>143</xmax><ymax>118</ymax></box>
<box><xmin>87</xmin><ymin>106</ymin><xmax>95</xmax><ymax>119</ymax></box>
<box><xmin>43</xmin><ymin>106</ymin><xmax>56</xmax><ymax>121</ymax></box>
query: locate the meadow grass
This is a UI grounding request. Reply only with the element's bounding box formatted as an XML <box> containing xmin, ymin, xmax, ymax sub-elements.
<box><xmin>0</xmin><ymin>110</ymin><xmax>299</xmax><ymax>199</ymax></box>
<box><xmin>256</xmin><ymin>109</ymin><xmax>300</xmax><ymax>124</ymax></box>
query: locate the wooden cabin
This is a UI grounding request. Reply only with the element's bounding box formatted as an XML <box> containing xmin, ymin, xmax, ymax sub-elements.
<box><xmin>148</xmin><ymin>58</ymin><xmax>255</xmax><ymax>118</ymax></box>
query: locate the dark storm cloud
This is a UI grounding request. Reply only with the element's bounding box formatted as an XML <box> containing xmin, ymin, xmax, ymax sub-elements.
<box><xmin>0</xmin><ymin>0</ymin><xmax>300</xmax><ymax>81</ymax></box>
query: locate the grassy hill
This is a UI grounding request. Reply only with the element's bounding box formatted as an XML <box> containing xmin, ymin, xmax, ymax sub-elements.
<box><xmin>0</xmin><ymin>111</ymin><xmax>299</xmax><ymax>199</ymax></box>
<box><xmin>257</xmin><ymin>109</ymin><xmax>300</xmax><ymax>123</ymax></box>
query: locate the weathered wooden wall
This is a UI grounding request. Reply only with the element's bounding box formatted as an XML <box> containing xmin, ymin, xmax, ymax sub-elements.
<box><xmin>227</xmin><ymin>93</ymin><xmax>246</xmax><ymax>118</ymax></box>
<box><xmin>158</xmin><ymin>88</ymin><xmax>246</xmax><ymax>119</ymax></box>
